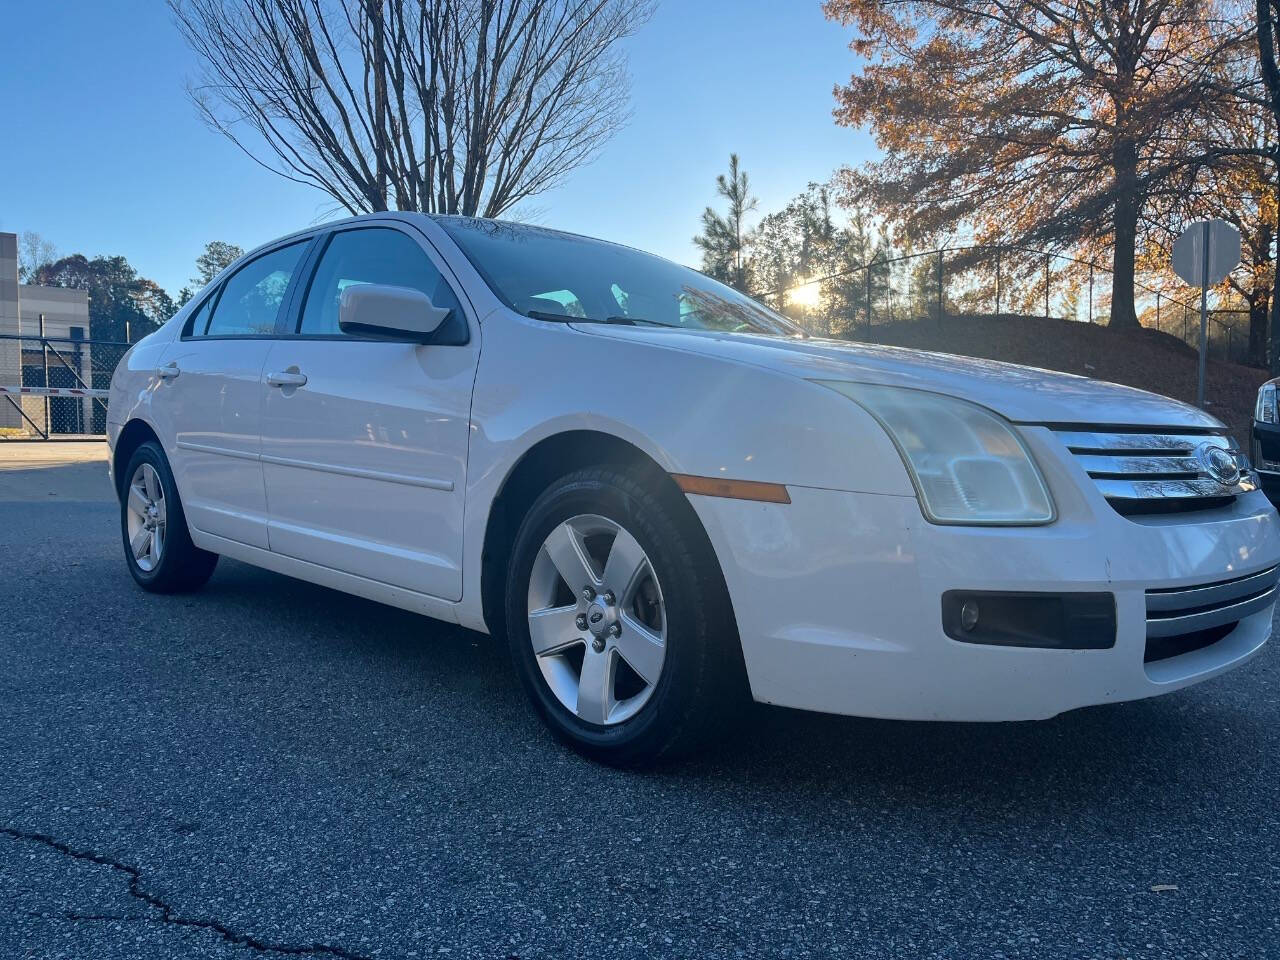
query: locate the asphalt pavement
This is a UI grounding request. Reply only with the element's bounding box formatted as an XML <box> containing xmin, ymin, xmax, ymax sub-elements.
<box><xmin>1</xmin><ymin>444</ymin><xmax>1278</xmax><ymax>959</ymax></box>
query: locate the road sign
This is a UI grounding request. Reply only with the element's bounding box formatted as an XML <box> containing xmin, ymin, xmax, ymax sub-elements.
<box><xmin>1172</xmin><ymin>219</ymin><xmax>1241</xmax><ymax>287</ymax></box>
<box><xmin>1171</xmin><ymin>219</ymin><xmax>1242</xmax><ymax>408</ymax></box>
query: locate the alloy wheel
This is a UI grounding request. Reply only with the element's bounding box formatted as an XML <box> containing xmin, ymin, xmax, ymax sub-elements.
<box><xmin>125</xmin><ymin>462</ymin><xmax>167</xmax><ymax>573</ymax></box>
<box><xmin>526</xmin><ymin>514</ymin><xmax>667</xmax><ymax>725</ymax></box>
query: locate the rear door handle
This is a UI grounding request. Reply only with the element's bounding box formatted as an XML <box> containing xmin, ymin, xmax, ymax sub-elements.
<box><xmin>157</xmin><ymin>363</ymin><xmax>180</xmax><ymax>380</ymax></box>
<box><xmin>266</xmin><ymin>370</ymin><xmax>308</xmax><ymax>388</ymax></box>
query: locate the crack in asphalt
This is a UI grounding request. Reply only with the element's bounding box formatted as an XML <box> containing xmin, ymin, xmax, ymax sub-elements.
<box><xmin>2</xmin><ymin>828</ymin><xmax>375</xmax><ymax>960</ymax></box>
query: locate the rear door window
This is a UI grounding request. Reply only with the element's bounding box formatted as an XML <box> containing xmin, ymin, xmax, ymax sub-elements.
<box><xmin>203</xmin><ymin>241</ymin><xmax>309</xmax><ymax>337</ymax></box>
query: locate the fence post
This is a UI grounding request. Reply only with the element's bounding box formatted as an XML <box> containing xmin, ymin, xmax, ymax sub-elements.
<box><xmin>937</xmin><ymin>249</ymin><xmax>944</xmax><ymax>325</ymax></box>
<box><xmin>40</xmin><ymin>313</ymin><xmax>51</xmax><ymax>438</ymax></box>
<box><xmin>1155</xmin><ymin>293</ymin><xmax>1160</xmax><ymax>332</ymax></box>
<box><xmin>1088</xmin><ymin>266</ymin><xmax>1093</xmax><ymax>323</ymax></box>
<box><xmin>995</xmin><ymin>247</ymin><xmax>1002</xmax><ymax>316</ymax></box>
<box><xmin>1044</xmin><ymin>254</ymin><xmax>1050</xmax><ymax>319</ymax></box>
<box><xmin>888</xmin><ymin>263</ymin><xmax>894</xmax><ymax>321</ymax></box>
<box><xmin>865</xmin><ymin>262</ymin><xmax>872</xmax><ymax>328</ymax></box>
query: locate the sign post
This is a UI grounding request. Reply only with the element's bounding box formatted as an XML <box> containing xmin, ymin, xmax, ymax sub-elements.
<box><xmin>1171</xmin><ymin>218</ymin><xmax>1242</xmax><ymax>408</ymax></box>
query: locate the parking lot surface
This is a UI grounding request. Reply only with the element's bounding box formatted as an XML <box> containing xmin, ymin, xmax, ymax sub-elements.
<box><xmin>1</xmin><ymin>444</ymin><xmax>1278</xmax><ymax>959</ymax></box>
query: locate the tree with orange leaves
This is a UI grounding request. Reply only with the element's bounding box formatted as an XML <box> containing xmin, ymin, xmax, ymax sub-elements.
<box><xmin>823</xmin><ymin>0</ymin><xmax>1251</xmax><ymax>330</ymax></box>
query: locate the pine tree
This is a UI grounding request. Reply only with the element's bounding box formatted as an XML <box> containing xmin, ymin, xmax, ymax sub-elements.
<box><xmin>694</xmin><ymin>154</ymin><xmax>758</xmax><ymax>292</ymax></box>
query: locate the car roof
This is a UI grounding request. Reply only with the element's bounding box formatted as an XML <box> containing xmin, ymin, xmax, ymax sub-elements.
<box><xmin>247</xmin><ymin>211</ymin><xmax>661</xmax><ymax>266</ymax></box>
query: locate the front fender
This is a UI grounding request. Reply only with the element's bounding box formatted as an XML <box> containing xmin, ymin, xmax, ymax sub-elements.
<box><xmin>468</xmin><ymin>313</ymin><xmax>912</xmax><ymax>495</ymax></box>
<box><xmin>454</xmin><ymin>312</ymin><xmax>913</xmax><ymax>631</ymax></box>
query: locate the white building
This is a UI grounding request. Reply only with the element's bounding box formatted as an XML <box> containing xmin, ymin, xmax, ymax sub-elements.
<box><xmin>0</xmin><ymin>231</ymin><xmax>93</xmax><ymax>436</ymax></box>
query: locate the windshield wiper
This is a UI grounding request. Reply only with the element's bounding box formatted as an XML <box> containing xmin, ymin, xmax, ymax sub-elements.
<box><xmin>525</xmin><ymin>309</ymin><xmax>580</xmax><ymax>323</ymax></box>
<box><xmin>525</xmin><ymin>309</ymin><xmax>665</xmax><ymax>327</ymax></box>
<box><xmin>577</xmin><ymin>315</ymin><xmax>666</xmax><ymax>327</ymax></box>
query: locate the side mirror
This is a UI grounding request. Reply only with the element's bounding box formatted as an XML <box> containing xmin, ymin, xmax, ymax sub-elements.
<box><xmin>338</xmin><ymin>283</ymin><xmax>452</xmax><ymax>342</ymax></box>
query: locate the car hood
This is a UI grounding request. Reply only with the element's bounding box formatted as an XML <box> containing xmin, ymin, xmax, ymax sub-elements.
<box><xmin>577</xmin><ymin>325</ymin><xmax>1222</xmax><ymax>430</ymax></box>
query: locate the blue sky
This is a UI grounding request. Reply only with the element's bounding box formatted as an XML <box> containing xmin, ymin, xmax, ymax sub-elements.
<box><xmin>0</xmin><ymin>1</ymin><xmax>873</xmax><ymax>297</ymax></box>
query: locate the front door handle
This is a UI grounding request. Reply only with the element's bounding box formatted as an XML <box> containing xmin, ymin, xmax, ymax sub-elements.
<box><xmin>266</xmin><ymin>370</ymin><xmax>308</xmax><ymax>388</ymax></box>
<box><xmin>157</xmin><ymin>363</ymin><xmax>180</xmax><ymax>380</ymax></box>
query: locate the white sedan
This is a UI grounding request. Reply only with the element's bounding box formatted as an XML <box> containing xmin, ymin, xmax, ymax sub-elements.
<box><xmin>108</xmin><ymin>214</ymin><xmax>1280</xmax><ymax>764</ymax></box>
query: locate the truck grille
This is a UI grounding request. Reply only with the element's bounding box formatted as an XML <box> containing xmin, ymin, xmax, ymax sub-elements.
<box><xmin>1052</xmin><ymin>428</ymin><xmax>1256</xmax><ymax>515</ymax></box>
<box><xmin>1144</xmin><ymin>565</ymin><xmax>1279</xmax><ymax>662</ymax></box>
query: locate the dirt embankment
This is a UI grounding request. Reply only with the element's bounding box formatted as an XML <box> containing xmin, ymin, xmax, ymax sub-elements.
<box><xmin>847</xmin><ymin>314</ymin><xmax>1267</xmax><ymax>446</ymax></box>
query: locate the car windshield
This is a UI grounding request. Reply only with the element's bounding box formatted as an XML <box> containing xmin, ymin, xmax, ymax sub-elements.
<box><xmin>436</xmin><ymin>217</ymin><xmax>802</xmax><ymax>337</ymax></box>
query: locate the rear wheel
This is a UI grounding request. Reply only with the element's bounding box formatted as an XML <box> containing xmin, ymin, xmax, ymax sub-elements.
<box><xmin>120</xmin><ymin>441</ymin><xmax>218</xmax><ymax>593</ymax></box>
<box><xmin>505</xmin><ymin>466</ymin><xmax>743</xmax><ymax>765</ymax></box>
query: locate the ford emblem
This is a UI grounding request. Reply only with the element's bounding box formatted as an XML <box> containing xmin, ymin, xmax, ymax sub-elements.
<box><xmin>1198</xmin><ymin>442</ymin><xmax>1241</xmax><ymax>486</ymax></box>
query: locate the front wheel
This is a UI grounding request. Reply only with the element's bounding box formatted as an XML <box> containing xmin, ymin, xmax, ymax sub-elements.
<box><xmin>505</xmin><ymin>467</ymin><xmax>743</xmax><ymax>765</ymax></box>
<box><xmin>120</xmin><ymin>440</ymin><xmax>218</xmax><ymax>593</ymax></box>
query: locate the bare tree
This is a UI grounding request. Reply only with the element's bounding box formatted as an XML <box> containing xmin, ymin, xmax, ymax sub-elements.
<box><xmin>17</xmin><ymin>231</ymin><xmax>57</xmax><ymax>283</ymax></box>
<box><xmin>169</xmin><ymin>0</ymin><xmax>653</xmax><ymax>217</ymax></box>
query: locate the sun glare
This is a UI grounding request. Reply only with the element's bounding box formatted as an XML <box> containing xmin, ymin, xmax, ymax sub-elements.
<box><xmin>787</xmin><ymin>280</ymin><xmax>821</xmax><ymax>310</ymax></box>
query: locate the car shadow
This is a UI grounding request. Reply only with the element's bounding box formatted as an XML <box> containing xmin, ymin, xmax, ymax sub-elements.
<box><xmin>192</xmin><ymin>556</ymin><xmax>1268</xmax><ymax>817</ymax></box>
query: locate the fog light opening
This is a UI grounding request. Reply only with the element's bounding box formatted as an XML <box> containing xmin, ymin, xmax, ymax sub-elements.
<box><xmin>941</xmin><ymin>590</ymin><xmax>1117</xmax><ymax>650</ymax></box>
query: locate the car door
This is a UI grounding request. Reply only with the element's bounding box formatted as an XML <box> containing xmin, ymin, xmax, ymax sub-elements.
<box><xmin>258</xmin><ymin>223</ymin><xmax>478</xmax><ymax>602</ymax></box>
<box><xmin>159</xmin><ymin>239</ymin><xmax>313</xmax><ymax>549</ymax></box>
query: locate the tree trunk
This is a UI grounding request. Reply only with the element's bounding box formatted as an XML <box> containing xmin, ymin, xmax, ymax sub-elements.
<box><xmin>369</xmin><ymin>0</ymin><xmax>390</xmax><ymax>211</ymax></box>
<box><xmin>1250</xmin><ymin>297</ymin><xmax>1269</xmax><ymax>368</ymax></box>
<box><xmin>1271</xmin><ymin>174</ymin><xmax>1280</xmax><ymax>375</ymax></box>
<box><xmin>1251</xmin><ymin>220</ymin><xmax>1274</xmax><ymax>368</ymax></box>
<box><xmin>1258</xmin><ymin>0</ymin><xmax>1280</xmax><ymax>373</ymax></box>
<box><xmin>1108</xmin><ymin>137</ymin><xmax>1140</xmax><ymax>330</ymax></box>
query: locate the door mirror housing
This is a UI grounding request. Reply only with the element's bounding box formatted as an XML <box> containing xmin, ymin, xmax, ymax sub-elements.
<box><xmin>338</xmin><ymin>283</ymin><xmax>452</xmax><ymax>342</ymax></box>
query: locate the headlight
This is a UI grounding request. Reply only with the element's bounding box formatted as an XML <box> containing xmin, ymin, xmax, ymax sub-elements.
<box><xmin>818</xmin><ymin>382</ymin><xmax>1055</xmax><ymax>525</ymax></box>
<box><xmin>1256</xmin><ymin>382</ymin><xmax>1277</xmax><ymax>424</ymax></box>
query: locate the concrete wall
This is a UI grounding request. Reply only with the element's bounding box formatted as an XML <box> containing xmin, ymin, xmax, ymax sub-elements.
<box><xmin>0</xmin><ymin>233</ymin><xmax>17</xmax><ymax>337</ymax></box>
<box><xmin>17</xmin><ymin>283</ymin><xmax>90</xmax><ymax>339</ymax></box>
<box><xmin>0</xmin><ymin>234</ymin><xmax>20</xmax><ymax>431</ymax></box>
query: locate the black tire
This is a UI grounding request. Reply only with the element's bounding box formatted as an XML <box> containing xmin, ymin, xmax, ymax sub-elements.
<box><xmin>505</xmin><ymin>466</ymin><xmax>744</xmax><ymax>766</ymax></box>
<box><xmin>120</xmin><ymin>440</ymin><xmax>218</xmax><ymax>593</ymax></box>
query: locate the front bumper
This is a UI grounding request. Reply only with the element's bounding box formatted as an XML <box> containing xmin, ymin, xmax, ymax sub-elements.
<box><xmin>688</xmin><ymin>426</ymin><xmax>1280</xmax><ymax>721</ymax></box>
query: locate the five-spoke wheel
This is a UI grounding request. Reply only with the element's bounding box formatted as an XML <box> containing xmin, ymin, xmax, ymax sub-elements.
<box><xmin>119</xmin><ymin>440</ymin><xmax>218</xmax><ymax>593</ymax></box>
<box><xmin>506</xmin><ymin>466</ymin><xmax>743</xmax><ymax>765</ymax></box>
<box><xmin>125</xmin><ymin>462</ymin><xmax>167</xmax><ymax>572</ymax></box>
<box><xmin>527</xmin><ymin>514</ymin><xmax>667</xmax><ymax>726</ymax></box>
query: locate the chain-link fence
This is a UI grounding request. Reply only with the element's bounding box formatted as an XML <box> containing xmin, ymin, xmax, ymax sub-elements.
<box><xmin>0</xmin><ymin>334</ymin><xmax>130</xmax><ymax>440</ymax></box>
<box><xmin>763</xmin><ymin>245</ymin><xmax>1256</xmax><ymax>366</ymax></box>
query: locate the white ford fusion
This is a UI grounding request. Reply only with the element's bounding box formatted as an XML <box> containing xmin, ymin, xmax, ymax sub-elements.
<box><xmin>108</xmin><ymin>214</ymin><xmax>1279</xmax><ymax>763</ymax></box>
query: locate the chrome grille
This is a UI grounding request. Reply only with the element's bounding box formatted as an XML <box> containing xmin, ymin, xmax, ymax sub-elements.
<box><xmin>1052</xmin><ymin>428</ymin><xmax>1256</xmax><ymax>512</ymax></box>
<box><xmin>1144</xmin><ymin>565</ymin><xmax>1279</xmax><ymax>663</ymax></box>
